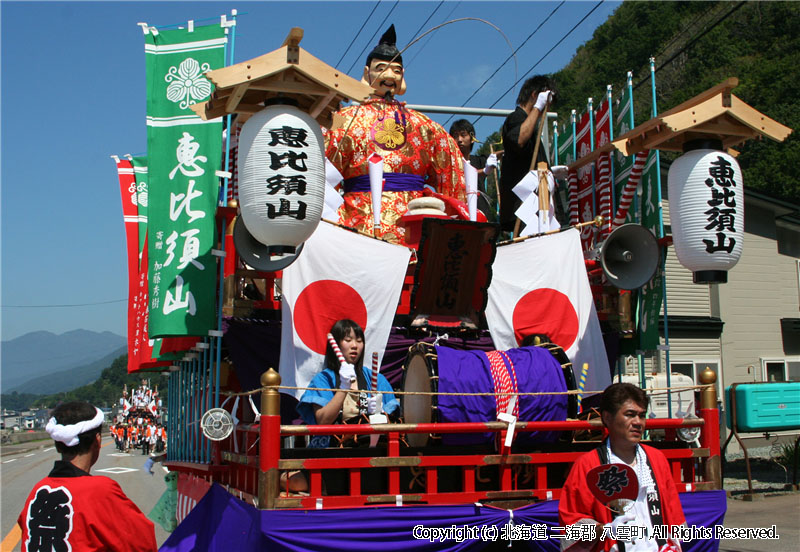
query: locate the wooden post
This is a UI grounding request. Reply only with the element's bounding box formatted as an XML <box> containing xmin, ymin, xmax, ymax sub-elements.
<box><xmin>513</xmin><ymin>101</ymin><xmax>550</xmax><ymax>238</ymax></box>
<box><xmin>258</xmin><ymin>369</ymin><xmax>281</xmax><ymax>508</ymax></box>
<box><xmin>698</xmin><ymin>367</ymin><xmax>722</xmax><ymax>490</ymax></box>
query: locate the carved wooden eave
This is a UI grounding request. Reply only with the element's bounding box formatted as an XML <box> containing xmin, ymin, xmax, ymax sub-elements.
<box><xmin>190</xmin><ymin>28</ymin><xmax>373</xmax><ymax>128</ymax></box>
<box><xmin>568</xmin><ymin>78</ymin><xmax>793</xmax><ymax>171</ymax></box>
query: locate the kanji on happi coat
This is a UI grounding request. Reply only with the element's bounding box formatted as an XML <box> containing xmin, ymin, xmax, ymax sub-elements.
<box><xmin>325</xmin><ymin>98</ymin><xmax>466</xmax><ymax>243</ymax></box>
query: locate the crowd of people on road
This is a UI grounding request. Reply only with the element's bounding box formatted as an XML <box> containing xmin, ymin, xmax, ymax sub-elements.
<box><xmin>110</xmin><ymin>380</ymin><xmax>166</xmax><ymax>455</ymax></box>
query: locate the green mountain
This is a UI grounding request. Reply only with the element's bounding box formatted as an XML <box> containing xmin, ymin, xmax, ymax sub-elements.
<box><xmin>2</xmin><ymin>329</ymin><xmax>126</xmax><ymax>392</ymax></box>
<box><xmin>2</xmin><ymin>354</ymin><xmax>168</xmax><ymax>411</ymax></box>
<box><xmin>550</xmin><ymin>1</ymin><xmax>798</xmax><ymax>202</ymax></box>
<box><xmin>8</xmin><ymin>347</ymin><xmax>126</xmax><ymax>395</ymax></box>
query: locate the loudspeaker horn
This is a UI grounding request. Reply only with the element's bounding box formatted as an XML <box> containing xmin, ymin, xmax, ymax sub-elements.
<box><xmin>599</xmin><ymin>224</ymin><xmax>659</xmax><ymax>290</ymax></box>
<box><xmin>233</xmin><ymin>216</ymin><xmax>305</xmax><ymax>272</ymax></box>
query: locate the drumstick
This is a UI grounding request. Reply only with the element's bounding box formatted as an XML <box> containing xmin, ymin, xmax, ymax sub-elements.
<box><xmin>371</xmin><ymin>352</ymin><xmax>379</xmax><ymax>394</ymax></box>
<box><xmin>326</xmin><ymin>333</ymin><xmax>346</xmax><ymax>366</ymax></box>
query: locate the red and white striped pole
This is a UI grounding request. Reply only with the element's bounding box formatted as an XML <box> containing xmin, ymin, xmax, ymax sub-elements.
<box><xmin>612</xmin><ymin>149</ymin><xmax>649</xmax><ymax>228</ymax></box>
<box><xmin>326</xmin><ymin>333</ymin><xmax>346</xmax><ymax>366</ymax></box>
<box><xmin>371</xmin><ymin>352</ymin><xmax>379</xmax><ymax>395</ymax></box>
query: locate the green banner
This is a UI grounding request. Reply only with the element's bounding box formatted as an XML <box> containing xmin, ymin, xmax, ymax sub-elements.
<box><xmin>145</xmin><ymin>24</ymin><xmax>226</xmax><ymax>337</ymax></box>
<box><xmin>557</xmin><ymin>121</ymin><xmax>575</xmax><ymax>166</ymax></box>
<box><xmin>637</xmin><ymin>150</ymin><xmax>663</xmax><ymax>351</ymax></box>
<box><xmin>130</xmin><ymin>156</ymin><xmax>149</xmax><ymax>264</ymax></box>
<box><xmin>613</xmin><ymin>85</ymin><xmax>636</xmax><ymax>224</ymax></box>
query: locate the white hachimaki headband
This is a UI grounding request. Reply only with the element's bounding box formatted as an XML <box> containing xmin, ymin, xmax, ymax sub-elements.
<box><xmin>46</xmin><ymin>407</ymin><xmax>104</xmax><ymax>447</ymax></box>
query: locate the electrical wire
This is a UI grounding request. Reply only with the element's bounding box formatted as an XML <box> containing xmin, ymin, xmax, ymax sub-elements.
<box><xmin>335</xmin><ymin>1</ymin><xmax>381</xmax><ymax>68</ymax></box>
<box><xmin>473</xmin><ymin>0</ymin><xmax>606</xmax><ymax>126</ymax></box>
<box><xmin>406</xmin><ymin>1</ymin><xmax>461</xmax><ymax>67</ymax></box>
<box><xmin>442</xmin><ymin>0</ymin><xmax>566</xmax><ymax>128</ymax></box>
<box><xmin>632</xmin><ymin>1</ymin><xmax>746</xmax><ymax>91</ymax></box>
<box><xmin>346</xmin><ymin>0</ymin><xmax>401</xmax><ymax>75</ymax></box>
<box><xmin>407</xmin><ymin>0</ymin><xmax>445</xmax><ymax>43</ymax></box>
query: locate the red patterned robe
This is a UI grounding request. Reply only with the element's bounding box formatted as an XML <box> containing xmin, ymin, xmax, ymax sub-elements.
<box><xmin>325</xmin><ymin>98</ymin><xmax>466</xmax><ymax>243</ymax></box>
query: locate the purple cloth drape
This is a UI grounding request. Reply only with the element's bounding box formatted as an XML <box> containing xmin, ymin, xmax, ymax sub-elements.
<box><xmin>435</xmin><ymin>346</ymin><xmax>567</xmax><ymax>445</ymax></box>
<box><xmin>160</xmin><ymin>485</ymin><xmax>726</xmax><ymax>552</ymax></box>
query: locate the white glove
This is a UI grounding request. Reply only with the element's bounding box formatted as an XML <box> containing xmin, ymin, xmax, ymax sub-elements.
<box><xmin>551</xmin><ymin>165</ymin><xmax>568</xmax><ymax>180</ymax></box>
<box><xmin>605</xmin><ymin>513</ymin><xmax>636</xmax><ymax>537</ymax></box>
<box><xmin>367</xmin><ymin>396</ymin><xmax>379</xmax><ymax>415</ymax></box>
<box><xmin>484</xmin><ymin>153</ymin><xmax>498</xmax><ymax>169</ymax></box>
<box><xmin>534</xmin><ymin>90</ymin><xmax>553</xmax><ymax>112</ymax></box>
<box><xmin>339</xmin><ymin>362</ymin><xmax>356</xmax><ymax>389</ymax></box>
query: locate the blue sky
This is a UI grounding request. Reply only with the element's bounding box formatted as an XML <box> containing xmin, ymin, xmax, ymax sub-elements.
<box><xmin>0</xmin><ymin>0</ymin><xmax>621</xmax><ymax>341</ymax></box>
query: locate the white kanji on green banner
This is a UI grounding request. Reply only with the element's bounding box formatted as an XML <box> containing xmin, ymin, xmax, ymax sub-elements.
<box><xmin>144</xmin><ymin>24</ymin><xmax>226</xmax><ymax>337</ymax></box>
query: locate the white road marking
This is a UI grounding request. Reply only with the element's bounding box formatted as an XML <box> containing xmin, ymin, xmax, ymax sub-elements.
<box><xmin>3</xmin><ymin>458</ymin><xmax>17</xmax><ymax>463</ymax></box>
<box><xmin>95</xmin><ymin>467</ymin><xmax>139</xmax><ymax>474</ymax></box>
<box><xmin>108</xmin><ymin>453</ymin><xmax>132</xmax><ymax>457</ymax></box>
<box><xmin>24</xmin><ymin>453</ymin><xmax>35</xmax><ymax>457</ymax></box>
<box><xmin>44</xmin><ymin>447</ymin><xmax>55</xmax><ymax>452</ymax></box>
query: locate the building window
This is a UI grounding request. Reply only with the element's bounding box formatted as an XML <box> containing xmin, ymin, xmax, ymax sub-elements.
<box><xmin>669</xmin><ymin>359</ymin><xmax>722</xmax><ymax>405</ymax></box>
<box><xmin>762</xmin><ymin>358</ymin><xmax>800</xmax><ymax>382</ymax></box>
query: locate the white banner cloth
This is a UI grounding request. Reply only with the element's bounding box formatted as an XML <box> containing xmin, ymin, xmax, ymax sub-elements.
<box><xmin>485</xmin><ymin>228</ymin><xmax>610</xmax><ymax>393</ymax></box>
<box><xmin>513</xmin><ymin>170</ymin><xmax>559</xmax><ymax>235</ymax></box>
<box><xmin>279</xmin><ymin>222</ymin><xmax>411</xmax><ymax>399</ymax></box>
<box><xmin>323</xmin><ymin>159</ymin><xmax>344</xmax><ymax>221</ymax></box>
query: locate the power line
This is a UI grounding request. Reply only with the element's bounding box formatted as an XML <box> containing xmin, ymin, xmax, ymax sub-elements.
<box><xmin>1</xmin><ymin>299</ymin><xmax>127</xmax><ymax>308</ymax></box>
<box><xmin>407</xmin><ymin>2</ymin><xmax>461</xmax><ymax>67</ymax></box>
<box><xmin>407</xmin><ymin>0</ymin><xmax>445</xmax><ymax>43</ymax></box>
<box><xmin>335</xmin><ymin>1</ymin><xmax>381</xmax><ymax>68</ymax></box>
<box><xmin>443</xmin><ymin>0</ymin><xmax>566</xmax><ymax>127</ymax></box>
<box><xmin>633</xmin><ymin>1</ymin><xmax>746</xmax><ymax>91</ymax></box>
<box><xmin>346</xmin><ymin>0</ymin><xmax>401</xmax><ymax>75</ymax></box>
<box><xmin>474</xmin><ymin>0</ymin><xmax>606</xmax><ymax>125</ymax></box>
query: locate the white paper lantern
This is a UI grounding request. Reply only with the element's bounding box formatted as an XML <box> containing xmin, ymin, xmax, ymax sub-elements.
<box><xmin>668</xmin><ymin>146</ymin><xmax>744</xmax><ymax>283</ymax></box>
<box><xmin>238</xmin><ymin>104</ymin><xmax>325</xmax><ymax>249</ymax></box>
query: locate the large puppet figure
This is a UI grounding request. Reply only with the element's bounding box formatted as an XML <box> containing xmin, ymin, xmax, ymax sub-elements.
<box><xmin>325</xmin><ymin>25</ymin><xmax>466</xmax><ymax>243</ymax></box>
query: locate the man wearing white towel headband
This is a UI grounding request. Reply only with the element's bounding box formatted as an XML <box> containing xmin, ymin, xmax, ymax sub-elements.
<box><xmin>18</xmin><ymin>401</ymin><xmax>157</xmax><ymax>551</ymax></box>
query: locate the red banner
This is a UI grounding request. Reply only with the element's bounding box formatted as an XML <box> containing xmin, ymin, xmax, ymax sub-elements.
<box><xmin>116</xmin><ymin>158</ymin><xmax>145</xmax><ymax>372</ymax></box>
<box><xmin>594</xmin><ymin>98</ymin><xmax>613</xmax><ymax>240</ymax></box>
<box><xmin>575</xmin><ymin>110</ymin><xmax>594</xmax><ymax>251</ymax></box>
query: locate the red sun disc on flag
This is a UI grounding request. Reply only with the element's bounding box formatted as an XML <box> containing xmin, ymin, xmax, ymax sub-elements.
<box><xmin>294</xmin><ymin>280</ymin><xmax>368</xmax><ymax>355</ymax></box>
<box><xmin>512</xmin><ymin>288</ymin><xmax>579</xmax><ymax>350</ymax></box>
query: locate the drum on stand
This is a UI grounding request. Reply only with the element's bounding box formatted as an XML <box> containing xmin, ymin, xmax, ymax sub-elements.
<box><xmin>401</xmin><ymin>342</ymin><xmax>576</xmax><ymax>447</ymax></box>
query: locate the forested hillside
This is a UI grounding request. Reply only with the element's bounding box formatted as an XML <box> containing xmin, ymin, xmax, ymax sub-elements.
<box><xmin>2</xmin><ymin>355</ymin><xmax>168</xmax><ymax>410</ymax></box>
<box><xmin>550</xmin><ymin>1</ymin><xmax>798</xmax><ymax>202</ymax></box>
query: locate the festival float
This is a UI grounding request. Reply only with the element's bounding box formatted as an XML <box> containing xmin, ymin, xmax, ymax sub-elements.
<box><xmin>112</xmin><ymin>13</ymin><xmax>792</xmax><ymax>551</ymax></box>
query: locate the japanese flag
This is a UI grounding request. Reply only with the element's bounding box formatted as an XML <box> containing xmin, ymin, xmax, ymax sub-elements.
<box><xmin>485</xmin><ymin>229</ymin><xmax>611</xmax><ymax>393</ymax></box>
<box><xmin>279</xmin><ymin>221</ymin><xmax>411</xmax><ymax>399</ymax></box>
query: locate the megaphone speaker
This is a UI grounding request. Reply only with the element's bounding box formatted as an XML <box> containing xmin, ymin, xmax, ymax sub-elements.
<box><xmin>599</xmin><ymin>224</ymin><xmax>659</xmax><ymax>290</ymax></box>
<box><xmin>233</xmin><ymin>216</ymin><xmax>304</xmax><ymax>272</ymax></box>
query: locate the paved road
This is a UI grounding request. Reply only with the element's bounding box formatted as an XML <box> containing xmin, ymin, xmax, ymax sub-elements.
<box><xmin>1</xmin><ymin>435</ymin><xmax>170</xmax><ymax>551</ymax></box>
<box><xmin>719</xmin><ymin>493</ymin><xmax>800</xmax><ymax>552</ymax></box>
<box><xmin>2</xmin><ymin>437</ymin><xmax>797</xmax><ymax>551</ymax></box>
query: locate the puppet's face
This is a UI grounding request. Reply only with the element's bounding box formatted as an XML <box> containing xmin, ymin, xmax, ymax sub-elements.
<box><xmin>602</xmin><ymin>399</ymin><xmax>647</xmax><ymax>446</ymax></box>
<box><xmin>363</xmin><ymin>59</ymin><xmax>406</xmax><ymax>97</ymax></box>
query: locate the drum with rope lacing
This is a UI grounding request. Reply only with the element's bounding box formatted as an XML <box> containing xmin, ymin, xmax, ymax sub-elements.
<box><xmin>401</xmin><ymin>342</ymin><xmax>577</xmax><ymax>447</ymax></box>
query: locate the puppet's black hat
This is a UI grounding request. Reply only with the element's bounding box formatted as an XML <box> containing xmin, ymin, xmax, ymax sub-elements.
<box><xmin>365</xmin><ymin>25</ymin><xmax>403</xmax><ymax>67</ymax></box>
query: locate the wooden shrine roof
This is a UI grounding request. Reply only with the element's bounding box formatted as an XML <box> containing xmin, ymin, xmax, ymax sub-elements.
<box><xmin>568</xmin><ymin>78</ymin><xmax>793</xmax><ymax>170</ymax></box>
<box><xmin>190</xmin><ymin>28</ymin><xmax>373</xmax><ymax>127</ymax></box>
